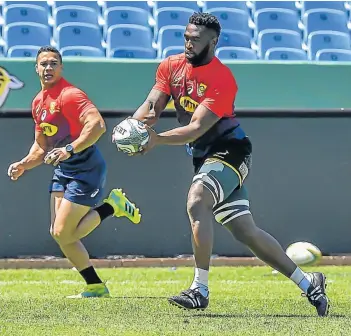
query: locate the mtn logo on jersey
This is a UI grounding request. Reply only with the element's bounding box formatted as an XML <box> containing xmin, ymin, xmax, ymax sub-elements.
<box><xmin>180</xmin><ymin>96</ymin><xmax>199</xmax><ymax>113</ymax></box>
<box><xmin>0</xmin><ymin>67</ymin><xmax>24</xmax><ymax>108</ymax></box>
<box><xmin>39</xmin><ymin>122</ymin><xmax>58</xmax><ymax>136</ymax></box>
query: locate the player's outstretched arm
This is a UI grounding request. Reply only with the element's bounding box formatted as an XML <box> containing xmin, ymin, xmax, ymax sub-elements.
<box><xmin>157</xmin><ymin>105</ymin><xmax>220</xmax><ymax>145</ymax></box>
<box><xmin>8</xmin><ymin>130</ymin><xmax>47</xmax><ymax>180</ymax></box>
<box><xmin>132</xmin><ymin>88</ymin><xmax>170</xmax><ymax>127</ymax></box>
<box><xmin>140</xmin><ymin>105</ymin><xmax>220</xmax><ymax>154</ymax></box>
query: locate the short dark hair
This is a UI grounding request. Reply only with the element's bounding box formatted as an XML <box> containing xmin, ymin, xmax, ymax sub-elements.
<box><xmin>189</xmin><ymin>12</ymin><xmax>221</xmax><ymax>37</ymax></box>
<box><xmin>36</xmin><ymin>46</ymin><xmax>62</xmax><ymax>63</ymax></box>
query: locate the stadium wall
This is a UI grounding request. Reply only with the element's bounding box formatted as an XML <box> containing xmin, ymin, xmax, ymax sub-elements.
<box><xmin>0</xmin><ymin>59</ymin><xmax>350</xmax><ymax>111</ymax></box>
<box><xmin>1</xmin><ymin>115</ymin><xmax>351</xmax><ymax>258</ymax></box>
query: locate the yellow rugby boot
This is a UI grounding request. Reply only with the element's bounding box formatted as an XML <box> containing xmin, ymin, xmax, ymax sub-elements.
<box><xmin>67</xmin><ymin>283</ymin><xmax>110</xmax><ymax>299</ymax></box>
<box><xmin>103</xmin><ymin>188</ymin><xmax>141</xmax><ymax>224</ymax></box>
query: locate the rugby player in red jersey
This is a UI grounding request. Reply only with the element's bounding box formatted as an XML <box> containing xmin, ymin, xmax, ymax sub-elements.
<box><xmin>8</xmin><ymin>46</ymin><xmax>141</xmax><ymax>298</ymax></box>
<box><xmin>129</xmin><ymin>13</ymin><xmax>329</xmax><ymax>315</ymax></box>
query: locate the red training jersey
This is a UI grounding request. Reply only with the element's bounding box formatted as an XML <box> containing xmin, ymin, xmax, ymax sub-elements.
<box><xmin>32</xmin><ymin>77</ymin><xmax>95</xmax><ymax>150</ymax></box>
<box><xmin>153</xmin><ymin>54</ymin><xmax>241</xmax><ymax>157</ymax></box>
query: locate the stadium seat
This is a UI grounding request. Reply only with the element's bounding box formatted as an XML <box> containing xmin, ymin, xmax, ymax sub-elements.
<box><xmin>105</xmin><ymin>7</ymin><xmax>149</xmax><ymax>29</ymax></box>
<box><xmin>308</xmin><ymin>30</ymin><xmax>351</xmax><ymax>60</ymax></box>
<box><xmin>217</xmin><ymin>30</ymin><xmax>251</xmax><ymax>48</ymax></box>
<box><xmin>161</xmin><ymin>46</ymin><xmax>184</xmax><ymax>58</ymax></box>
<box><xmin>110</xmin><ymin>47</ymin><xmax>156</xmax><ymax>59</ymax></box>
<box><xmin>7</xmin><ymin>45</ymin><xmax>40</xmax><ymax>57</ymax></box>
<box><xmin>303</xmin><ymin>9</ymin><xmax>348</xmax><ymax>39</ymax></box>
<box><xmin>301</xmin><ymin>1</ymin><xmax>346</xmax><ymax>13</ymax></box>
<box><xmin>254</xmin><ymin>9</ymin><xmax>299</xmax><ymax>38</ymax></box>
<box><xmin>60</xmin><ymin>46</ymin><xmax>105</xmax><ymax>57</ymax></box>
<box><xmin>57</xmin><ymin>23</ymin><xmax>102</xmax><ymax>49</ymax></box>
<box><xmin>107</xmin><ymin>24</ymin><xmax>153</xmax><ymax>56</ymax></box>
<box><xmin>104</xmin><ymin>1</ymin><xmax>150</xmax><ymax>12</ymax></box>
<box><xmin>54</xmin><ymin>6</ymin><xmax>99</xmax><ymax>28</ymax></box>
<box><xmin>154</xmin><ymin>1</ymin><xmax>200</xmax><ymax>11</ymax></box>
<box><xmin>215</xmin><ymin>47</ymin><xmax>257</xmax><ymax>60</ymax></box>
<box><xmin>252</xmin><ymin>1</ymin><xmax>297</xmax><ymax>11</ymax></box>
<box><xmin>53</xmin><ymin>1</ymin><xmax>101</xmax><ymax>12</ymax></box>
<box><xmin>265</xmin><ymin>47</ymin><xmax>307</xmax><ymax>60</ymax></box>
<box><xmin>258</xmin><ymin>29</ymin><xmax>302</xmax><ymax>58</ymax></box>
<box><xmin>155</xmin><ymin>8</ymin><xmax>195</xmax><ymax>32</ymax></box>
<box><xmin>3</xmin><ymin>4</ymin><xmax>48</xmax><ymax>25</ymax></box>
<box><xmin>3</xmin><ymin>23</ymin><xmax>51</xmax><ymax>52</ymax></box>
<box><xmin>207</xmin><ymin>9</ymin><xmax>250</xmax><ymax>34</ymax></box>
<box><xmin>157</xmin><ymin>25</ymin><xmax>185</xmax><ymax>57</ymax></box>
<box><xmin>204</xmin><ymin>1</ymin><xmax>248</xmax><ymax>11</ymax></box>
<box><xmin>3</xmin><ymin>1</ymin><xmax>49</xmax><ymax>10</ymax></box>
<box><xmin>316</xmin><ymin>49</ymin><xmax>351</xmax><ymax>61</ymax></box>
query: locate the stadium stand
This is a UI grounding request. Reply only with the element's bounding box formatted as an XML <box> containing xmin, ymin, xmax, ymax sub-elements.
<box><xmin>0</xmin><ymin>0</ymin><xmax>350</xmax><ymax>61</ymax></box>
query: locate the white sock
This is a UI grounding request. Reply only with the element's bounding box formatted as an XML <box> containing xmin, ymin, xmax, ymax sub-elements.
<box><xmin>190</xmin><ymin>268</ymin><xmax>209</xmax><ymax>297</ymax></box>
<box><xmin>290</xmin><ymin>267</ymin><xmax>312</xmax><ymax>294</ymax></box>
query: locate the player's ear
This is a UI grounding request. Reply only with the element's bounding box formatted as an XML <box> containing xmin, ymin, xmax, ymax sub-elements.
<box><xmin>35</xmin><ymin>63</ymin><xmax>39</xmax><ymax>74</ymax></box>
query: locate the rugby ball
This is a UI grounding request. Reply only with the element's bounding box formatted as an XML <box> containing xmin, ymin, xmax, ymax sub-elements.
<box><xmin>112</xmin><ymin>118</ymin><xmax>149</xmax><ymax>154</ymax></box>
<box><xmin>286</xmin><ymin>241</ymin><xmax>322</xmax><ymax>266</ymax></box>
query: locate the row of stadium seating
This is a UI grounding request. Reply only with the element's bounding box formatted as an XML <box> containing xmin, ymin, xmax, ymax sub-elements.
<box><xmin>0</xmin><ymin>1</ymin><xmax>351</xmax><ymax>61</ymax></box>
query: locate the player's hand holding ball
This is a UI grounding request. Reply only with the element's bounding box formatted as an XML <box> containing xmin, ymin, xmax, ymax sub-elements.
<box><xmin>7</xmin><ymin>161</ymin><xmax>25</xmax><ymax>181</ymax></box>
<box><xmin>112</xmin><ymin>117</ymin><xmax>157</xmax><ymax>155</ymax></box>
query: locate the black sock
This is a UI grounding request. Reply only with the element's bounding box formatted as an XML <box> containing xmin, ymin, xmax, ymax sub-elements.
<box><xmin>79</xmin><ymin>266</ymin><xmax>103</xmax><ymax>285</ymax></box>
<box><xmin>94</xmin><ymin>203</ymin><xmax>114</xmax><ymax>221</ymax></box>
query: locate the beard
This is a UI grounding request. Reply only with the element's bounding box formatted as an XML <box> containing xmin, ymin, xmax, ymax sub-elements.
<box><xmin>186</xmin><ymin>43</ymin><xmax>211</xmax><ymax>66</ymax></box>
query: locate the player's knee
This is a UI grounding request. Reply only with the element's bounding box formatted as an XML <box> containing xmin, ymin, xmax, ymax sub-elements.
<box><xmin>51</xmin><ymin>227</ymin><xmax>76</xmax><ymax>245</ymax></box>
<box><xmin>187</xmin><ymin>182</ymin><xmax>214</xmax><ymax>217</ymax></box>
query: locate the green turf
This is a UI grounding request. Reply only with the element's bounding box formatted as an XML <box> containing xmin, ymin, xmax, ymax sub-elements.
<box><xmin>0</xmin><ymin>266</ymin><xmax>350</xmax><ymax>336</ymax></box>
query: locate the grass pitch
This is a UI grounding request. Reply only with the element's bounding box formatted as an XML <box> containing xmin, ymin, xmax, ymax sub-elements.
<box><xmin>0</xmin><ymin>266</ymin><xmax>350</xmax><ymax>336</ymax></box>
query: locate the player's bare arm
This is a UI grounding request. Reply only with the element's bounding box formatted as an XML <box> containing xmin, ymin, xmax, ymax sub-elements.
<box><xmin>71</xmin><ymin>107</ymin><xmax>106</xmax><ymax>153</ymax></box>
<box><xmin>45</xmin><ymin>107</ymin><xmax>106</xmax><ymax>166</ymax></box>
<box><xmin>8</xmin><ymin>130</ymin><xmax>48</xmax><ymax>180</ymax></box>
<box><xmin>142</xmin><ymin>105</ymin><xmax>220</xmax><ymax>154</ymax></box>
<box><xmin>133</xmin><ymin>89</ymin><xmax>170</xmax><ymax>127</ymax></box>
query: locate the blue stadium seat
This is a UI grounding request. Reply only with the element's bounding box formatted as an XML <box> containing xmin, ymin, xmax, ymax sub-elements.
<box><xmin>207</xmin><ymin>9</ymin><xmax>250</xmax><ymax>34</ymax></box>
<box><xmin>265</xmin><ymin>47</ymin><xmax>307</xmax><ymax>60</ymax></box>
<box><xmin>154</xmin><ymin>1</ymin><xmax>200</xmax><ymax>11</ymax></box>
<box><xmin>204</xmin><ymin>1</ymin><xmax>248</xmax><ymax>11</ymax></box>
<box><xmin>107</xmin><ymin>24</ymin><xmax>153</xmax><ymax>55</ymax></box>
<box><xmin>104</xmin><ymin>1</ymin><xmax>150</xmax><ymax>12</ymax></box>
<box><xmin>316</xmin><ymin>49</ymin><xmax>351</xmax><ymax>61</ymax></box>
<box><xmin>258</xmin><ymin>29</ymin><xmax>302</xmax><ymax>58</ymax></box>
<box><xmin>110</xmin><ymin>47</ymin><xmax>156</xmax><ymax>59</ymax></box>
<box><xmin>57</xmin><ymin>23</ymin><xmax>102</xmax><ymax>49</ymax></box>
<box><xmin>161</xmin><ymin>46</ymin><xmax>184</xmax><ymax>58</ymax></box>
<box><xmin>60</xmin><ymin>46</ymin><xmax>105</xmax><ymax>57</ymax></box>
<box><xmin>105</xmin><ymin>7</ymin><xmax>149</xmax><ymax>31</ymax></box>
<box><xmin>303</xmin><ymin>9</ymin><xmax>348</xmax><ymax>39</ymax></box>
<box><xmin>308</xmin><ymin>30</ymin><xmax>351</xmax><ymax>60</ymax></box>
<box><xmin>215</xmin><ymin>47</ymin><xmax>257</xmax><ymax>60</ymax></box>
<box><xmin>157</xmin><ymin>25</ymin><xmax>185</xmax><ymax>57</ymax></box>
<box><xmin>3</xmin><ymin>4</ymin><xmax>48</xmax><ymax>25</ymax></box>
<box><xmin>252</xmin><ymin>1</ymin><xmax>297</xmax><ymax>11</ymax></box>
<box><xmin>4</xmin><ymin>23</ymin><xmax>51</xmax><ymax>52</ymax></box>
<box><xmin>217</xmin><ymin>29</ymin><xmax>251</xmax><ymax>48</ymax></box>
<box><xmin>254</xmin><ymin>9</ymin><xmax>299</xmax><ymax>38</ymax></box>
<box><xmin>4</xmin><ymin>1</ymin><xmax>49</xmax><ymax>10</ymax></box>
<box><xmin>53</xmin><ymin>1</ymin><xmax>100</xmax><ymax>12</ymax></box>
<box><xmin>7</xmin><ymin>45</ymin><xmax>40</xmax><ymax>57</ymax></box>
<box><xmin>155</xmin><ymin>8</ymin><xmax>194</xmax><ymax>32</ymax></box>
<box><xmin>54</xmin><ymin>6</ymin><xmax>99</xmax><ymax>28</ymax></box>
<box><xmin>302</xmin><ymin>1</ymin><xmax>346</xmax><ymax>13</ymax></box>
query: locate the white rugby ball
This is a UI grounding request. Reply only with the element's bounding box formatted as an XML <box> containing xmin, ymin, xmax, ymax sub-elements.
<box><xmin>112</xmin><ymin>118</ymin><xmax>149</xmax><ymax>154</ymax></box>
<box><xmin>286</xmin><ymin>241</ymin><xmax>322</xmax><ymax>266</ymax></box>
